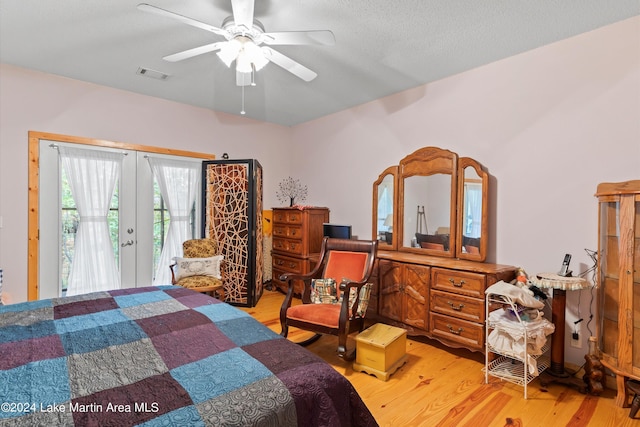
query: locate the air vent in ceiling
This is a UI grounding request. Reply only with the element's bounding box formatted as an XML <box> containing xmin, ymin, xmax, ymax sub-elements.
<box><xmin>136</xmin><ymin>67</ymin><xmax>170</xmax><ymax>80</ymax></box>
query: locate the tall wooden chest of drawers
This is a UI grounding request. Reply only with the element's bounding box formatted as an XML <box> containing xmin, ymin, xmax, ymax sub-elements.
<box><xmin>271</xmin><ymin>207</ymin><xmax>329</xmax><ymax>295</ymax></box>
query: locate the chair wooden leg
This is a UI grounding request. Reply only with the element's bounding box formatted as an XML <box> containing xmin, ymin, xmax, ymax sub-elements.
<box><xmin>628</xmin><ymin>380</ymin><xmax>640</xmax><ymax>418</ymax></box>
<box><xmin>338</xmin><ymin>334</ymin><xmax>349</xmax><ymax>359</ymax></box>
<box><xmin>340</xmin><ymin>347</ymin><xmax>356</xmax><ymax>361</ymax></box>
<box><xmin>631</xmin><ymin>395</ymin><xmax>640</xmax><ymax>419</ymax></box>
<box><xmin>280</xmin><ymin>321</ymin><xmax>289</xmax><ymax>338</ymax></box>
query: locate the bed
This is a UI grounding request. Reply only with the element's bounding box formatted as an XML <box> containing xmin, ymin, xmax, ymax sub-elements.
<box><xmin>0</xmin><ymin>286</ymin><xmax>378</xmax><ymax>426</ymax></box>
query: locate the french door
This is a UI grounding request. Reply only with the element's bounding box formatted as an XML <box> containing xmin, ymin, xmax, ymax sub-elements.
<box><xmin>37</xmin><ymin>139</ymin><xmax>202</xmax><ymax>299</ymax></box>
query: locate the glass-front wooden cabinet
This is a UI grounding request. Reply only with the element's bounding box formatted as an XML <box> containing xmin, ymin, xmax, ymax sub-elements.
<box><xmin>596</xmin><ymin>180</ymin><xmax>640</xmax><ymax>406</ymax></box>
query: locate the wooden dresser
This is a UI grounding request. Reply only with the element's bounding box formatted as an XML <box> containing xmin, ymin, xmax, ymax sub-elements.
<box><xmin>271</xmin><ymin>207</ymin><xmax>329</xmax><ymax>295</ymax></box>
<box><xmin>371</xmin><ymin>147</ymin><xmax>517</xmax><ymax>353</ymax></box>
<box><xmin>376</xmin><ymin>251</ymin><xmax>515</xmax><ymax>352</ymax></box>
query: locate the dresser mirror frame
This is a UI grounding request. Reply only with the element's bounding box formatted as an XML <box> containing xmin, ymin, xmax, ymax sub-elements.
<box><xmin>455</xmin><ymin>157</ymin><xmax>488</xmax><ymax>261</ymax></box>
<box><xmin>372</xmin><ymin>166</ymin><xmax>399</xmax><ymax>250</ymax></box>
<box><xmin>372</xmin><ymin>146</ymin><xmax>488</xmax><ymax>262</ymax></box>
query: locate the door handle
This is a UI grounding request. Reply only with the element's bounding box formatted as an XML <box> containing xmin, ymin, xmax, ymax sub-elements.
<box><xmin>121</xmin><ymin>240</ymin><xmax>134</xmax><ymax>247</ymax></box>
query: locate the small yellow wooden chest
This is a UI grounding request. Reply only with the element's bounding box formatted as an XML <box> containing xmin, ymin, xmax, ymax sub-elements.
<box><xmin>353</xmin><ymin>323</ymin><xmax>408</xmax><ymax>381</ymax></box>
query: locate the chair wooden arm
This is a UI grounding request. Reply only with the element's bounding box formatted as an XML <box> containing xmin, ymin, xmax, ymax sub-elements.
<box><xmin>279</xmin><ymin>269</ymin><xmax>323</xmax><ymax>302</ymax></box>
<box><xmin>339</xmin><ymin>280</ymin><xmax>367</xmax><ymax>319</ymax></box>
<box><xmin>278</xmin><ymin>269</ymin><xmax>323</xmax><ymax>327</ymax></box>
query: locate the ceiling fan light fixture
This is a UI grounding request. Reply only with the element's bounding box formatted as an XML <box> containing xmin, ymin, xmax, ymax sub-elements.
<box><xmin>245</xmin><ymin>41</ymin><xmax>268</xmax><ymax>70</ymax></box>
<box><xmin>234</xmin><ymin>38</ymin><xmax>268</xmax><ymax>73</ymax></box>
<box><xmin>216</xmin><ymin>39</ymin><xmax>241</xmax><ymax>67</ymax></box>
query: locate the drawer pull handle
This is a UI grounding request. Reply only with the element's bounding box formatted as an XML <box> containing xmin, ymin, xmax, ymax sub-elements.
<box><xmin>446</xmin><ymin>324</ymin><xmax>464</xmax><ymax>335</ymax></box>
<box><xmin>276</xmin><ymin>260</ymin><xmax>284</xmax><ymax>266</ymax></box>
<box><xmin>448</xmin><ymin>278</ymin><xmax>466</xmax><ymax>287</ymax></box>
<box><xmin>288</xmin><ymin>263</ymin><xmax>296</xmax><ymax>268</ymax></box>
<box><xmin>447</xmin><ymin>301</ymin><xmax>465</xmax><ymax>311</ymax></box>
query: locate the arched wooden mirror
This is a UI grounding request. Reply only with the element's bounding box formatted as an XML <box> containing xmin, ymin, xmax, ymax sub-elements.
<box><xmin>456</xmin><ymin>157</ymin><xmax>488</xmax><ymax>261</ymax></box>
<box><xmin>398</xmin><ymin>147</ymin><xmax>457</xmax><ymax>257</ymax></box>
<box><xmin>372</xmin><ymin>166</ymin><xmax>398</xmax><ymax>250</ymax></box>
<box><xmin>373</xmin><ymin>147</ymin><xmax>489</xmax><ymax>261</ymax></box>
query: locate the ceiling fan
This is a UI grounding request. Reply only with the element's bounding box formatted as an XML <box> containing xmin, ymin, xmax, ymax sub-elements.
<box><xmin>138</xmin><ymin>0</ymin><xmax>335</xmax><ymax>86</ymax></box>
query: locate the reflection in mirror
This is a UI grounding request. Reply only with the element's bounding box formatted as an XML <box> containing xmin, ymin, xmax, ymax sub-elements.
<box><xmin>461</xmin><ymin>167</ymin><xmax>482</xmax><ymax>254</ymax></box>
<box><xmin>456</xmin><ymin>157</ymin><xmax>488</xmax><ymax>261</ymax></box>
<box><xmin>377</xmin><ymin>174</ymin><xmax>394</xmax><ymax>244</ymax></box>
<box><xmin>402</xmin><ymin>174</ymin><xmax>451</xmax><ymax>251</ymax></box>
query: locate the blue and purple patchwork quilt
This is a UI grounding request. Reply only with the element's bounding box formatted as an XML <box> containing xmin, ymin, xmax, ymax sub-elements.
<box><xmin>0</xmin><ymin>286</ymin><xmax>377</xmax><ymax>426</ymax></box>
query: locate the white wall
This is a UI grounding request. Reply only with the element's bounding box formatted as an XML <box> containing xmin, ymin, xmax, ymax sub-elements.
<box><xmin>292</xmin><ymin>17</ymin><xmax>639</xmax><ymax>364</ymax></box>
<box><xmin>1</xmin><ymin>17</ymin><xmax>638</xmax><ymax>365</ymax></box>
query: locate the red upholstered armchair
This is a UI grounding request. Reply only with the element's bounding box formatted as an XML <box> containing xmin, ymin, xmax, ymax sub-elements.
<box><xmin>279</xmin><ymin>237</ymin><xmax>378</xmax><ymax>359</ymax></box>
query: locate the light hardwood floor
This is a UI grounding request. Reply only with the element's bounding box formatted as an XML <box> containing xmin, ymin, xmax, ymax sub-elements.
<box><xmin>240</xmin><ymin>289</ymin><xmax>637</xmax><ymax>427</ymax></box>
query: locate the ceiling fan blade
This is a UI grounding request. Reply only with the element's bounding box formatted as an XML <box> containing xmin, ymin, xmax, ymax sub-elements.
<box><xmin>163</xmin><ymin>42</ymin><xmax>225</xmax><ymax>62</ymax></box>
<box><xmin>262</xmin><ymin>30</ymin><xmax>335</xmax><ymax>46</ymax></box>
<box><xmin>262</xmin><ymin>47</ymin><xmax>317</xmax><ymax>82</ymax></box>
<box><xmin>231</xmin><ymin>0</ymin><xmax>254</xmax><ymax>30</ymax></box>
<box><xmin>137</xmin><ymin>3</ymin><xmax>227</xmax><ymax>37</ymax></box>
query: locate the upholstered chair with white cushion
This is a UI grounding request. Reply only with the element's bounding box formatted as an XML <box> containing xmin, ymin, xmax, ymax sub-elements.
<box><xmin>170</xmin><ymin>239</ymin><xmax>225</xmax><ymax>300</ymax></box>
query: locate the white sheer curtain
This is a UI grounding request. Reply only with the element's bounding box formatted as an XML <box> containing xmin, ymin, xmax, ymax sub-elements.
<box><xmin>59</xmin><ymin>146</ymin><xmax>122</xmax><ymax>296</ymax></box>
<box><xmin>148</xmin><ymin>157</ymin><xmax>201</xmax><ymax>285</ymax></box>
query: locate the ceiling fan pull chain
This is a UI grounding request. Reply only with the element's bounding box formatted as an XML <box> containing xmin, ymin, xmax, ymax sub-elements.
<box><xmin>251</xmin><ymin>64</ymin><xmax>256</xmax><ymax>87</ymax></box>
<box><xmin>240</xmin><ymin>84</ymin><xmax>246</xmax><ymax>115</ymax></box>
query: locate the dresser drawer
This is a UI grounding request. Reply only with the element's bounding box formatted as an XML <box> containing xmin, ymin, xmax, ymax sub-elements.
<box><xmin>429</xmin><ymin>312</ymin><xmax>484</xmax><ymax>350</ymax></box>
<box><xmin>272</xmin><ymin>267</ymin><xmax>305</xmax><ymax>295</ymax></box>
<box><xmin>273</xmin><ymin>209</ymin><xmax>303</xmax><ymax>224</ymax></box>
<box><xmin>272</xmin><ymin>254</ymin><xmax>304</xmax><ymax>274</ymax></box>
<box><xmin>430</xmin><ymin>290</ymin><xmax>484</xmax><ymax>323</ymax></box>
<box><xmin>272</xmin><ymin>237</ymin><xmax>304</xmax><ymax>255</ymax></box>
<box><xmin>273</xmin><ymin>224</ymin><xmax>303</xmax><ymax>239</ymax></box>
<box><xmin>431</xmin><ymin>268</ymin><xmax>486</xmax><ymax>298</ymax></box>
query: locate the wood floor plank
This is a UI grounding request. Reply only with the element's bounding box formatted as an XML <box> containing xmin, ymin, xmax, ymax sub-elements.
<box><xmin>458</xmin><ymin>391</ymin><xmax>512</xmax><ymax>427</ymax></box>
<box><xmin>240</xmin><ymin>289</ymin><xmax>636</xmax><ymax>426</ymax></box>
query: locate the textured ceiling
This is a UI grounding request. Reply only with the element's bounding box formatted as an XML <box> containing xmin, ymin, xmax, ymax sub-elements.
<box><xmin>1</xmin><ymin>0</ymin><xmax>638</xmax><ymax>126</ymax></box>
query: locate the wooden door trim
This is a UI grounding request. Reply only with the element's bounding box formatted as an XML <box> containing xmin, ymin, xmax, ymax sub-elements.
<box><xmin>27</xmin><ymin>131</ymin><xmax>215</xmax><ymax>300</ymax></box>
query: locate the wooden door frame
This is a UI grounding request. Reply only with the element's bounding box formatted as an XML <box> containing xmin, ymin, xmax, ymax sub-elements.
<box><xmin>27</xmin><ymin>131</ymin><xmax>215</xmax><ymax>300</ymax></box>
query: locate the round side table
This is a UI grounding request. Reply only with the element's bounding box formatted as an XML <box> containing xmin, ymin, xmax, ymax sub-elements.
<box><xmin>533</xmin><ymin>273</ymin><xmax>591</xmax><ymax>391</ymax></box>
